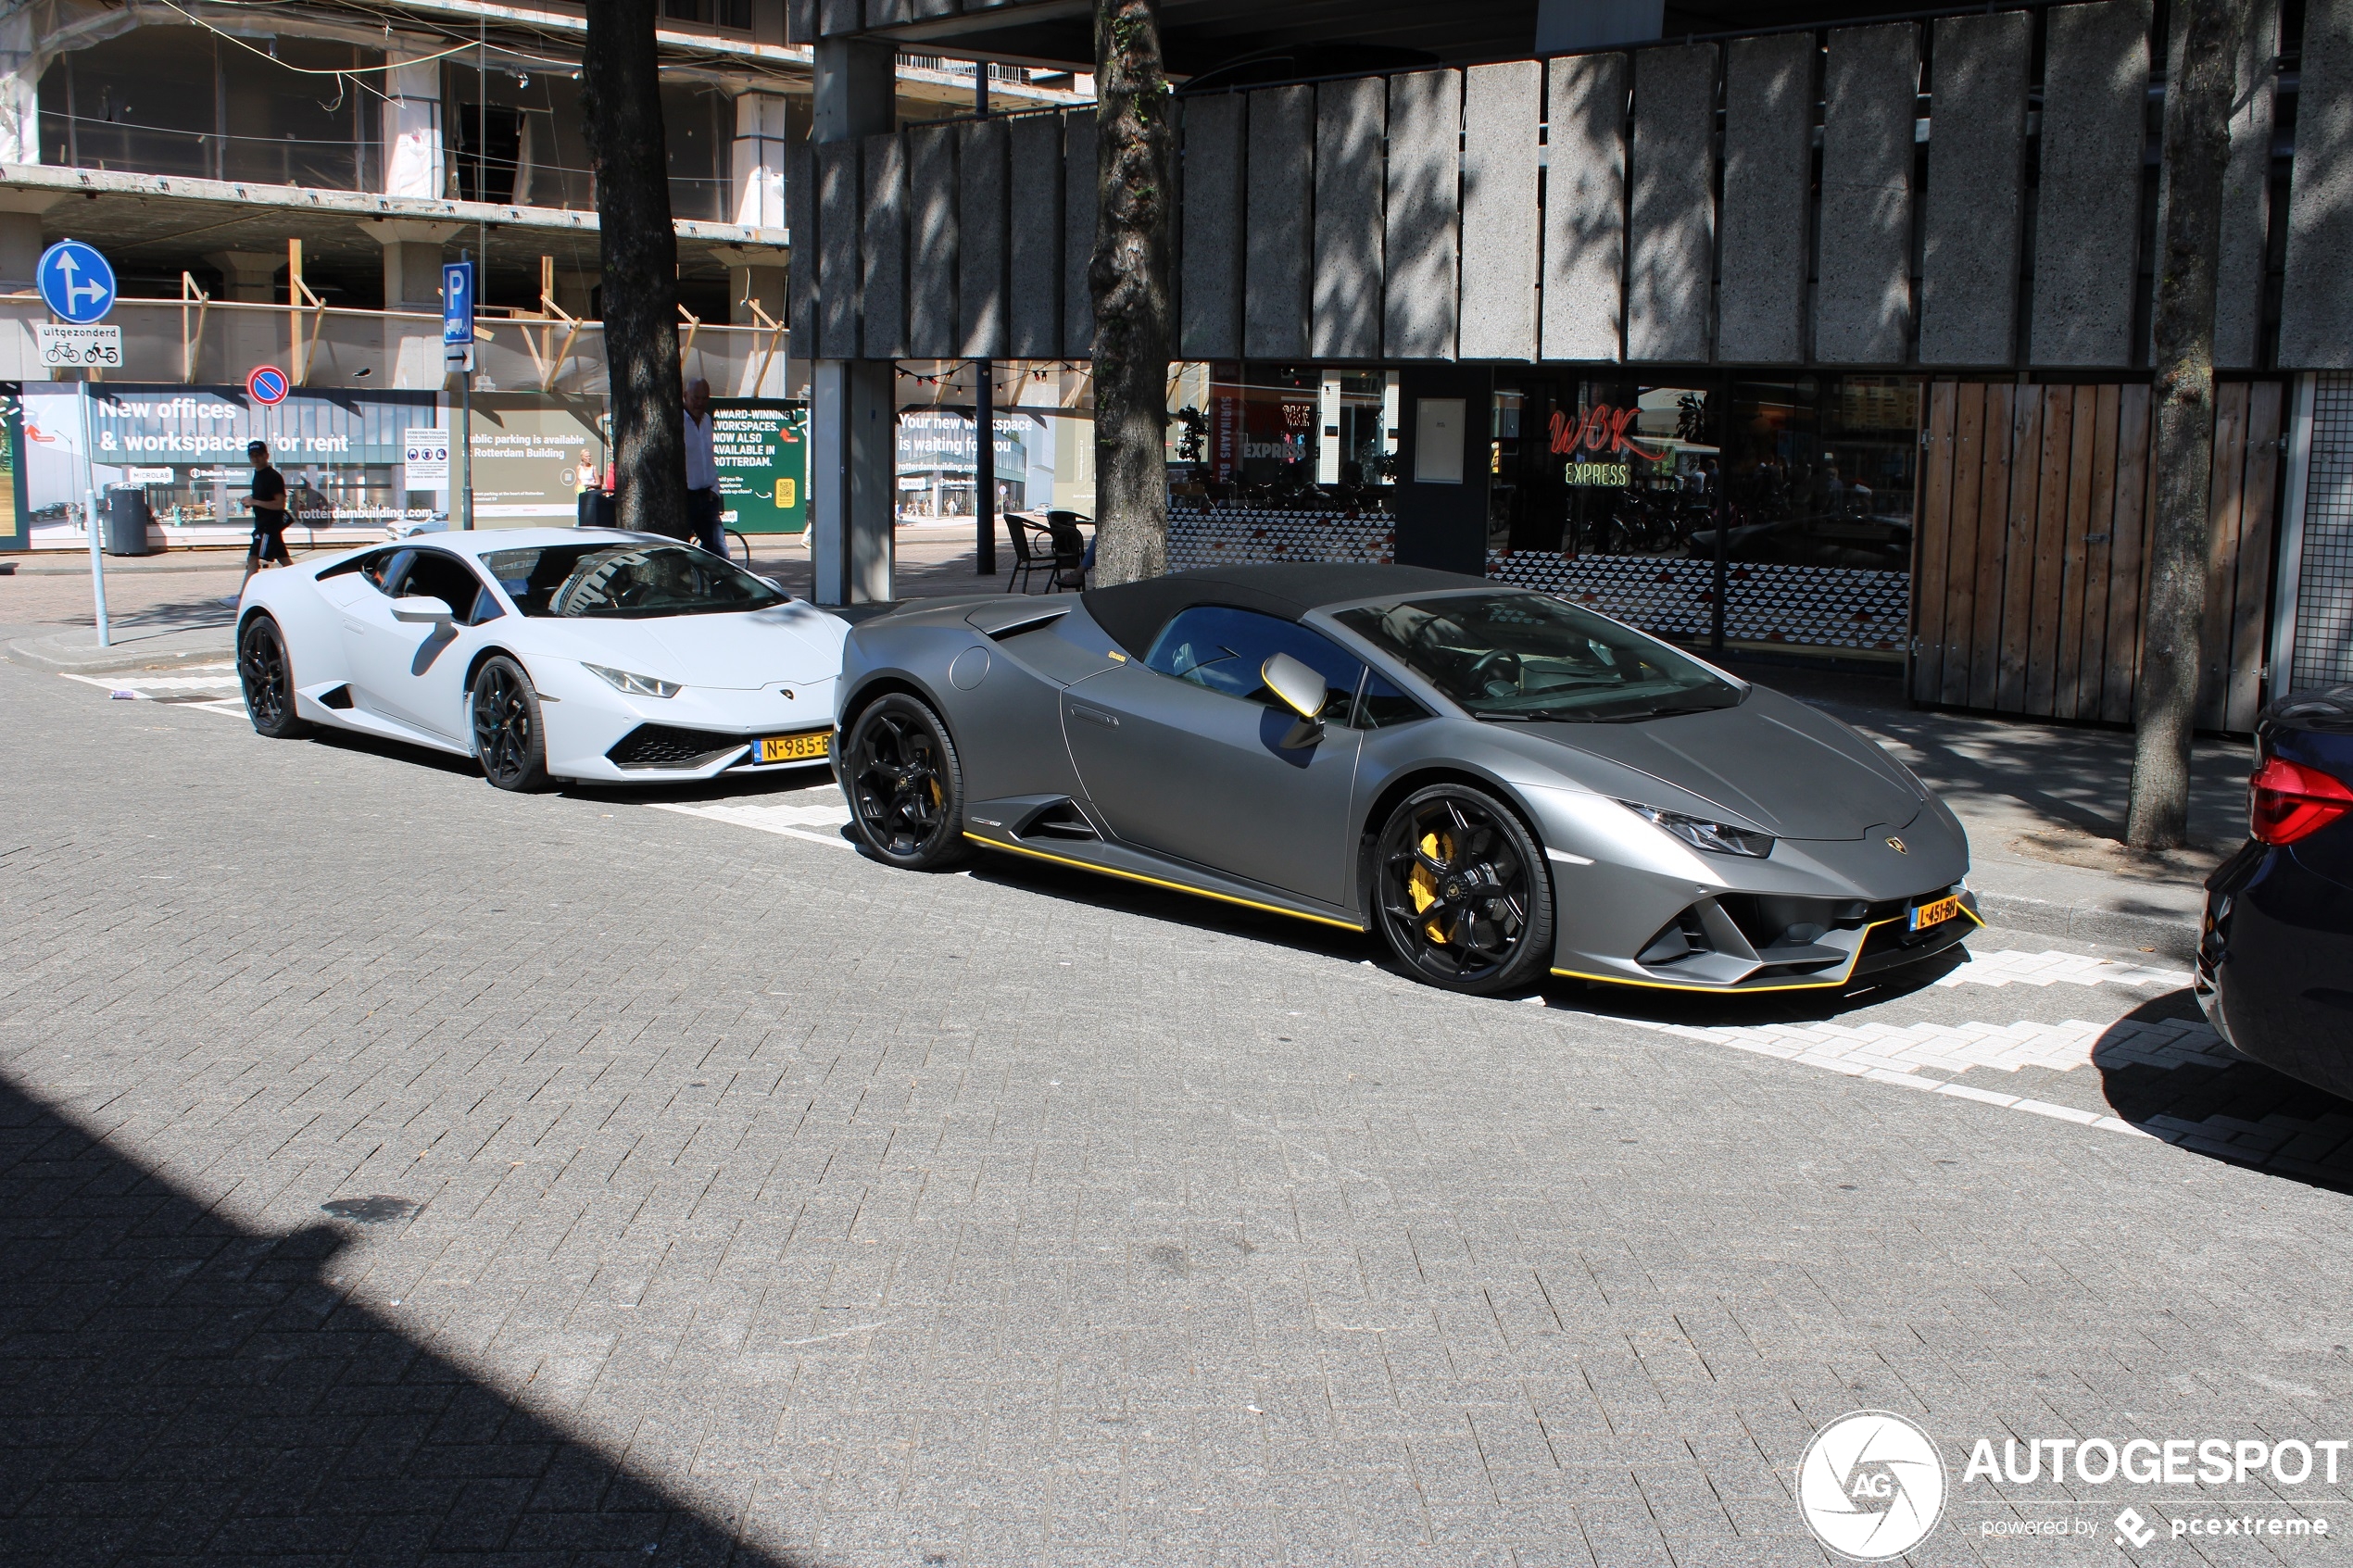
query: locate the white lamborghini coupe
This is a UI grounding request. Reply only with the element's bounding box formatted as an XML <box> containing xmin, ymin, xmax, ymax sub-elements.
<box><xmin>233</xmin><ymin>528</ymin><xmax>848</xmax><ymax>790</ymax></box>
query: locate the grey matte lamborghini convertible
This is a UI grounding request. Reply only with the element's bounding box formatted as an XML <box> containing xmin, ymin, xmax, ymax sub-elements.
<box><xmin>833</xmin><ymin>563</ymin><xmax>1978</xmax><ymax>996</ymax></box>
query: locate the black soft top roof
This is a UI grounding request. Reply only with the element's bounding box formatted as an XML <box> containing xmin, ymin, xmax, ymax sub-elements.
<box><xmin>1082</xmin><ymin>562</ymin><xmax>1486</xmax><ymax>658</ymax></box>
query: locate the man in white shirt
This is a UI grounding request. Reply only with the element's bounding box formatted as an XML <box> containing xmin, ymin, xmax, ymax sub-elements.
<box><xmin>682</xmin><ymin>376</ymin><xmax>722</xmax><ymax>554</ymax></box>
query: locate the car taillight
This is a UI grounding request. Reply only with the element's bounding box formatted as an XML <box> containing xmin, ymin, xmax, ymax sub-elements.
<box><xmin>2249</xmin><ymin>756</ymin><xmax>2353</xmax><ymax>845</ymax></box>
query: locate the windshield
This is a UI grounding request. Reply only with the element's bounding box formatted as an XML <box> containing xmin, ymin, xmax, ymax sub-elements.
<box><xmin>481</xmin><ymin>543</ymin><xmax>786</xmax><ymax>619</ymax></box>
<box><xmin>1332</xmin><ymin>592</ymin><xmax>1743</xmax><ymax>721</ymax></box>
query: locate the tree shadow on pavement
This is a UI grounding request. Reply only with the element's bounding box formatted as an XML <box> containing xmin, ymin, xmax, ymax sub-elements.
<box><xmin>2094</xmin><ymin>992</ymin><xmax>2353</xmax><ymax>1197</ymax></box>
<box><xmin>0</xmin><ymin>1073</ymin><xmax>802</xmax><ymax>1566</ymax></box>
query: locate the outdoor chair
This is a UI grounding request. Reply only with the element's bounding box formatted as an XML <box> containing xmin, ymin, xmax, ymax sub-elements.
<box><xmin>1044</xmin><ymin>512</ymin><xmax>1089</xmax><ymax>593</ymax></box>
<box><xmin>1003</xmin><ymin>513</ymin><xmax>1057</xmax><ymax>593</ymax></box>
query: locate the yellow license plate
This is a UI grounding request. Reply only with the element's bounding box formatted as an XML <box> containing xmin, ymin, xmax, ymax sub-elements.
<box><xmin>1908</xmin><ymin>895</ymin><xmax>1962</xmax><ymax>932</ymax></box>
<box><xmin>756</xmin><ymin>730</ymin><xmax>831</xmax><ymax>764</ymax></box>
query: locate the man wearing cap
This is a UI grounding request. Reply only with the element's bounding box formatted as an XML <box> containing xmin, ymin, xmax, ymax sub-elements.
<box><xmin>239</xmin><ymin>440</ymin><xmax>290</xmax><ymax>590</ymax></box>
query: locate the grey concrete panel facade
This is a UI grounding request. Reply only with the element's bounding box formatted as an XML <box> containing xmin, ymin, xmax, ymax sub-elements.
<box><xmin>1244</xmin><ymin>86</ymin><xmax>1313</xmax><ymax>360</ymax></box>
<box><xmin>1180</xmin><ymin>94</ymin><xmax>1245</xmax><ymax>360</ymax></box>
<box><xmin>818</xmin><ymin>0</ymin><xmax>860</xmax><ymax>37</ymax></box>
<box><xmin>2029</xmin><ymin>0</ymin><xmax>2152</xmax><ymax>368</ymax></box>
<box><xmin>1063</xmin><ymin>108</ymin><xmax>1097</xmax><ymax>357</ymax></box>
<box><xmin>786</xmin><ymin>137</ymin><xmax>816</xmax><ymax>347</ymax></box>
<box><xmin>957</xmin><ymin>118</ymin><xmax>1010</xmax><ymax>358</ymax></box>
<box><xmin>862</xmin><ymin>0</ymin><xmax>909</xmax><ymax>24</ymax></box>
<box><xmin>860</xmin><ymin>132</ymin><xmax>908</xmax><ymax>359</ymax></box>
<box><xmin>1458</xmin><ymin>61</ymin><xmax>1541</xmax><ymax>361</ymax></box>
<box><xmin>907</xmin><ymin>122</ymin><xmax>960</xmax><ymax>360</ymax></box>
<box><xmin>1627</xmin><ymin>44</ymin><xmax>1717</xmax><ymax>363</ymax></box>
<box><xmin>1918</xmin><ymin>10</ymin><xmax>2030</xmax><ymax>365</ymax></box>
<box><xmin>2214</xmin><ymin>0</ymin><xmax>2278</xmax><ymax>368</ymax></box>
<box><xmin>1541</xmin><ymin>52</ymin><xmax>1627</xmax><ymax>363</ymax></box>
<box><xmin>1008</xmin><ymin>114</ymin><xmax>1063</xmax><ymax>360</ymax></box>
<box><xmin>1312</xmin><ymin>77</ymin><xmax>1385</xmax><ymax>360</ymax></box>
<box><xmin>816</xmin><ymin>141</ymin><xmax>862</xmax><ymax>359</ymax></box>
<box><xmin>2279</xmin><ymin>0</ymin><xmax>2353</xmax><ymax>366</ymax></box>
<box><xmin>1814</xmin><ymin>23</ymin><xmax>1918</xmax><ymax>364</ymax></box>
<box><xmin>1384</xmin><ymin>69</ymin><xmax>1464</xmax><ymax>362</ymax></box>
<box><xmin>1717</xmin><ymin>33</ymin><xmax>1814</xmax><ymax>363</ymax></box>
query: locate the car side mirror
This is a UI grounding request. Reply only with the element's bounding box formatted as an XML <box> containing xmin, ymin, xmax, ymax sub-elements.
<box><xmin>1262</xmin><ymin>651</ymin><xmax>1328</xmax><ymax>746</ymax></box>
<box><xmin>390</xmin><ymin>595</ymin><xmax>454</xmax><ymax>626</ymax></box>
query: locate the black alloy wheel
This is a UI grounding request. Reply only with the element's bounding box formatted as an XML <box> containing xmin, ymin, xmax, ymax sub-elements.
<box><xmin>238</xmin><ymin>615</ymin><xmax>308</xmax><ymax>739</ymax></box>
<box><xmin>1372</xmin><ymin>784</ymin><xmax>1554</xmax><ymax>994</ymax></box>
<box><xmin>845</xmin><ymin>695</ymin><xmax>970</xmax><ymax>869</ymax></box>
<box><xmin>471</xmin><ymin>656</ymin><xmax>550</xmax><ymax>792</ymax></box>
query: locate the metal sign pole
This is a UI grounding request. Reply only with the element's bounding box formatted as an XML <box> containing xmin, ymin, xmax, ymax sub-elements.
<box><xmin>79</xmin><ymin>383</ymin><xmax>108</xmax><ymax>647</ymax></box>
<box><xmin>44</xmin><ymin>239</ymin><xmax>119</xmax><ymax>646</ymax></box>
<box><xmin>447</xmin><ymin>254</ymin><xmax>476</xmax><ymax>531</ymax></box>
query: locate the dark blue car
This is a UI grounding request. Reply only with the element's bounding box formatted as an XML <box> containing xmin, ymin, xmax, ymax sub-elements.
<box><xmin>2198</xmin><ymin>685</ymin><xmax>2353</xmax><ymax>1094</ymax></box>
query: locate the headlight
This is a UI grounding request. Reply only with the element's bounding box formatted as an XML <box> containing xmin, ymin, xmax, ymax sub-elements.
<box><xmin>584</xmin><ymin>663</ymin><xmax>681</xmax><ymax>698</ymax></box>
<box><xmin>1620</xmin><ymin>800</ymin><xmax>1774</xmax><ymax>859</ymax></box>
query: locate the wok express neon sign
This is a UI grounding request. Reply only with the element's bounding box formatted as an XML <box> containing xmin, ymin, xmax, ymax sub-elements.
<box><xmin>1549</xmin><ymin>403</ymin><xmax>1664</xmax><ymax>487</ymax></box>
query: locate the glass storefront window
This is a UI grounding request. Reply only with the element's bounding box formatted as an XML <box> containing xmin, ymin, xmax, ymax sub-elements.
<box><xmin>1491</xmin><ymin>374</ymin><xmax>1917</xmax><ymax>572</ymax></box>
<box><xmin>1170</xmin><ymin>364</ymin><xmax>1396</xmax><ymax>506</ymax></box>
<box><xmin>1491</xmin><ymin>379</ymin><xmax>1718</xmax><ymax>557</ymax></box>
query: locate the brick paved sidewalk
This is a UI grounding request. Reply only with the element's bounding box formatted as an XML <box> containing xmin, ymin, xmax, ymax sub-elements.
<box><xmin>6</xmin><ymin>643</ymin><xmax>2349</xmax><ymax>1568</ymax></box>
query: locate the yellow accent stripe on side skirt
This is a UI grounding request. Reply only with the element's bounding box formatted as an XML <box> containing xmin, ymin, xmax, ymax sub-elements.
<box><xmin>964</xmin><ymin>834</ymin><xmax>1368</xmax><ymax>933</ymax></box>
<box><xmin>1553</xmin><ymin>900</ymin><xmax>1982</xmax><ymax>995</ymax></box>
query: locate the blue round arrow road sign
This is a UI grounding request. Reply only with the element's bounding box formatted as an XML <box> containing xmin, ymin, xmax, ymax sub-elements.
<box><xmin>37</xmin><ymin>239</ymin><xmax>116</xmax><ymax>325</ymax></box>
<box><xmin>247</xmin><ymin>365</ymin><xmax>290</xmax><ymax>406</ymax></box>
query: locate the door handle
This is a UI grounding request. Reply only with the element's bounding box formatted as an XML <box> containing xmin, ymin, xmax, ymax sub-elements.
<box><xmin>1069</xmin><ymin>704</ymin><xmax>1119</xmax><ymax>728</ymax></box>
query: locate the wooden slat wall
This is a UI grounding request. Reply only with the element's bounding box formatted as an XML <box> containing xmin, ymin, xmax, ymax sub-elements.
<box><xmin>1910</xmin><ymin>379</ymin><xmax>2281</xmax><ymax>733</ymax></box>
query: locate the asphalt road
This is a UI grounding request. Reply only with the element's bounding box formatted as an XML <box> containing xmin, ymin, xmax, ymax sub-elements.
<box><xmin>3</xmin><ymin>649</ymin><xmax>2349</xmax><ymax>1567</ymax></box>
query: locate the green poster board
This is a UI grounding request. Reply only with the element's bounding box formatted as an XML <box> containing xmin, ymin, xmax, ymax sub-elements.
<box><xmin>712</xmin><ymin>401</ymin><xmax>808</xmax><ymax>534</ymax></box>
<box><xmin>0</xmin><ymin>385</ymin><xmax>24</xmax><ymax>552</ymax></box>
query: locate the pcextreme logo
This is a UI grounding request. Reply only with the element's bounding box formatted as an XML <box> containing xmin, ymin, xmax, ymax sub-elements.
<box><xmin>1795</xmin><ymin>1411</ymin><xmax>1949</xmax><ymax>1561</ymax></box>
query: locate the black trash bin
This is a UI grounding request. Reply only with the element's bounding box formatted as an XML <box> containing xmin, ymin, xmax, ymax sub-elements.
<box><xmin>576</xmin><ymin>489</ymin><xmax>616</xmax><ymax>529</ymax></box>
<box><xmin>102</xmin><ymin>486</ymin><xmax>156</xmax><ymax>557</ymax></box>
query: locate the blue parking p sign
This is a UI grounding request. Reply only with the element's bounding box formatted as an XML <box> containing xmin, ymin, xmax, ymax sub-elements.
<box><xmin>443</xmin><ymin>260</ymin><xmax>474</xmax><ymax>345</ymax></box>
<box><xmin>38</xmin><ymin>240</ymin><xmax>116</xmax><ymax>325</ymax></box>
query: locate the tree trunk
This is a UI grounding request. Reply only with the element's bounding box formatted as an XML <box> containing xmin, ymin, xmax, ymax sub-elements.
<box><xmin>582</xmin><ymin>0</ymin><xmax>687</xmax><ymax>540</ymax></box>
<box><xmin>2128</xmin><ymin>0</ymin><xmax>2246</xmax><ymax>849</ymax></box>
<box><xmin>1087</xmin><ymin>0</ymin><xmax>1173</xmax><ymax>586</ymax></box>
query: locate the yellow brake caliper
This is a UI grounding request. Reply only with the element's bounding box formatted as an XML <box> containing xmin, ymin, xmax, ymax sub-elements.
<box><xmin>1409</xmin><ymin>830</ymin><xmax>1452</xmax><ymax>943</ymax></box>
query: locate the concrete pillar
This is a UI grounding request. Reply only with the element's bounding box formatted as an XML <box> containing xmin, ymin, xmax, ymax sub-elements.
<box><xmin>365</xmin><ymin>220</ymin><xmax>460</xmax><ymax>311</ymax></box>
<box><xmin>709</xmin><ymin>244</ymin><xmax>788</xmax><ymax>324</ymax></box>
<box><xmin>207</xmin><ymin>251</ymin><xmax>285</xmax><ymax>304</ymax></box>
<box><xmin>0</xmin><ymin>6</ymin><xmax>37</xmax><ymax>166</ymax></box>
<box><xmin>0</xmin><ymin>193</ymin><xmax>57</xmax><ymax>291</ymax></box>
<box><xmin>807</xmin><ymin>38</ymin><xmax>897</xmax><ymax>607</ymax></box>
<box><xmin>382</xmin><ymin>52</ymin><xmax>446</xmax><ymax>200</ymax></box>
<box><xmin>732</xmin><ymin>94</ymin><xmax>791</xmax><ymax>231</ymax></box>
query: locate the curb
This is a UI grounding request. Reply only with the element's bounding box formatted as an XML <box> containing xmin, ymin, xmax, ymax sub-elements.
<box><xmin>7</xmin><ymin>629</ymin><xmax>237</xmax><ymax>676</ymax></box>
<box><xmin>1972</xmin><ymin>889</ymin><xmax>2200</xmax><ymax>964</ymax></box>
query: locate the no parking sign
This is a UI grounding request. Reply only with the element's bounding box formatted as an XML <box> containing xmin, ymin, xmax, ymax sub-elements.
<box><xmin>247</xmin><ymin>365</ymin><xmax>290</xmax><ymax>406</ymax></box>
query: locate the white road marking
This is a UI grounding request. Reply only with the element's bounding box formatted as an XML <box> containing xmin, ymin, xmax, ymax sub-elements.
<box><xmin>1617</xmin><ymin>1010</ymin><xmax>2235</xmax><ymax>1141</ymax></box>
<box><xmin>1935</xmin><ymin>947</ymin><xmax>2190</xmax><ymax>990</ymax></box>
<box><xmin>647</xmin><ymin>799</ymin><xmax>854</xmax><ymax>849</ymax></box>
<box><xmin>62</xmin><ymin>670</ymin><xmax>248</xmax><ymax>717</ymax></box>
